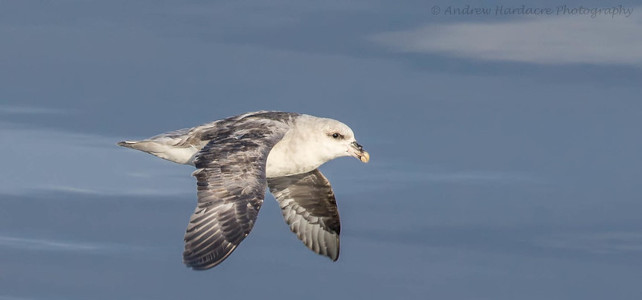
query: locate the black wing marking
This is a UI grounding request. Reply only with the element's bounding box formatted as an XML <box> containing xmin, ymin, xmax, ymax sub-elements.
<box><xmin>183</xmin><ymin>116</ymin><xmax>290</xmax><ymax>270</ymax></box>
<box><xmin>267</xmin><ymin>169</ymin><xmax>341</xmax><ymax>261</ymax></box>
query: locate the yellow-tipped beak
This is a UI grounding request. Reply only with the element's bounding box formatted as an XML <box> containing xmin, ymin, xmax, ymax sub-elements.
<box><xmin>360</xmin><ymin>151</ymin><xmax>370</xmax><ymax>163</ymax></box>
<box><xmin>350</xmin><ymin>141</ymin><xmax>369</xmax><ymax>163</ymax></box>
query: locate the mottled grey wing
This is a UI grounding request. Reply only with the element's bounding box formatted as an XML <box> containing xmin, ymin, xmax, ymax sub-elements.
<box><xmin>267</xmin><ymin>169</ymin><xmax>341</xmax><ymax>261</ymax></box>
<box><xmin>183</xmin><ymin>119</ymin><xmax>289</xmax><ymax>270</ymax></box>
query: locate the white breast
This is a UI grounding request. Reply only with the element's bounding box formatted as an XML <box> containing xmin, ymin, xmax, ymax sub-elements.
<box><xmin>265</xmin><ymin>130</ymin><xmax>324</xmax><ymax>178</ymax></box>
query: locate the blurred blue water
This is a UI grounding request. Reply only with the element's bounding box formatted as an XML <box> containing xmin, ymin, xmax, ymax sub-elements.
<box><xmin>2</xmin><ymin>1</ymin><xmax>642</xmax><ymax>299</ymax></box>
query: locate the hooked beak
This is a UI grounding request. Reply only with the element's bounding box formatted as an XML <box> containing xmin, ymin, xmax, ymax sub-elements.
<box><xmin>349</xmin><ymin>141</ymin><xmax>370</xmax><ymax>163</ymax></box>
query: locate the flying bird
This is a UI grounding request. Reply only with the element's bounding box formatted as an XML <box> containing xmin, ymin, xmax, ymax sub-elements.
<box><xmin>117</xmin><ymin>111</ymin><xmax>369</xmax><ymax>270</ymax></box>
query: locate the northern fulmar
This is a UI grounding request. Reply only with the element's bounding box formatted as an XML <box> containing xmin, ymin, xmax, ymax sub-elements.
<box><xmin>117</xmin><ymin>111</ymin><xmax>369</xmax><ymax>270</ymax></box>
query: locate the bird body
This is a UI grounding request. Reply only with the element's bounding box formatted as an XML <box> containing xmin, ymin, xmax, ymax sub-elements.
<box><xmin>118</xmin><ymin>111</ymin><xmax>369</xmax><ymax>270</ymax></box>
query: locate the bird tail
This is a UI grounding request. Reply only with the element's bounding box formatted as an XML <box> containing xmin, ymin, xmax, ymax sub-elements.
<box><xmin>117</xmin><ymin>140</ymin><xmax>196</xmax><ymax>165</ymax></box>
<box><xmin>117</xmin><ymin>140</ymin><xmax>139</xmax><ymax>149</ymax></box>
<box><xmin>117</xmin><ymin>139</ymin><xmax>165</xmax><ymax>155</ymax></box>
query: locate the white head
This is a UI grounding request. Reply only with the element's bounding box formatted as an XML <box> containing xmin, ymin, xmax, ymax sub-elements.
<box><xmin>265</xmin><ymin>114</ymin><xmax>369</xmax><ymax>177</ymax></box>
<box><xmin>297</xmin><ymin>115</ymin><xmax>370</xmax><ymax>164</ymax></box>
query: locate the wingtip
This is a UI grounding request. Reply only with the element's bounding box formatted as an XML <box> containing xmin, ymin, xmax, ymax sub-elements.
<box><xmin>183</xmin><ymin>245</ymin><xmax>239</xmax><ymax>271</ymax></box>
<box><xmin>183</xmin><ymin>257</ymin><xmax>225</xmax><ymax>271</ymax></box>
<box><xmin>329</xmin><ymin>248</ymin><xmax>340</xmax><ymax>262</ymax></box>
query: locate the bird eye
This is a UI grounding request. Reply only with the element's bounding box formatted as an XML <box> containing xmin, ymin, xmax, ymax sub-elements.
<box><xmin>332</xmin><ymin>133</ymin><xmax>340</xmax><ymax>139</ymax></box>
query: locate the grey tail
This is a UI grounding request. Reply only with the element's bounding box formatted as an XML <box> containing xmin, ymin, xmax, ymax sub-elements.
<box><xmin>117</xmin><ymin>140</ymin><xmax>139</xmax><ymax>149</ymax></box>
<box><xmin>116</xmin><ymin>139</ymin><xmax>194</xmax><ymax>165</ymax></box>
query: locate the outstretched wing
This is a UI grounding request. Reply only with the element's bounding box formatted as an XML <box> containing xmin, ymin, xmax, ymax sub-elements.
<box><xmin>183</xmin><ymin>117</ymin><xmax>290</xmax><ymax>270</ymax></box>
<box><xmin>267</xmin><ymin>169</ymin><xmax>341</xmax><ymax>261</ymax></box>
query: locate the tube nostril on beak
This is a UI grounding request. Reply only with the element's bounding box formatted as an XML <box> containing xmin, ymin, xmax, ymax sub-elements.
<box><xmin>352</xmin><ymin>141</ymin><xmax>363</xmax><ymax>151</ymax></box>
